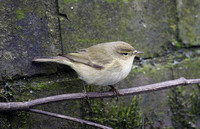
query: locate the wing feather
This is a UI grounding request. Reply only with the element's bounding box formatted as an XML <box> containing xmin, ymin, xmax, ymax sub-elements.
<box><xmin>63</xmin><ymin>44</ymin><xmax>112</xmax><ymax>69</ymax></box>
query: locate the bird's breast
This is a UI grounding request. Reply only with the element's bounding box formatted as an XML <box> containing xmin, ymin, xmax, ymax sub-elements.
<box><xmin>72</xmin><ymin>57</ymin><xmax>134</xmax><ymax>86</ymax></box>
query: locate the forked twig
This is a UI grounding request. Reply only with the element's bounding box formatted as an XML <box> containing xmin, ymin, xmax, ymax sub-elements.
<box><xmin>0</xmin><ymin>77</ymin><xmax>200</xmax><ymax>129</ymax></box>
<box><xmin>0</xmin><ymin>77</ymin><xmax>199</xmax><ymax>111</ymax></box>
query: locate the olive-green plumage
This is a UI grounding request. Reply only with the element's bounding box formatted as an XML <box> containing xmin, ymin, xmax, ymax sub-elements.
<box><xmin>33</xmin><ymin>41</ymin><xmax>143</xmax><ymax>86</ymax></box>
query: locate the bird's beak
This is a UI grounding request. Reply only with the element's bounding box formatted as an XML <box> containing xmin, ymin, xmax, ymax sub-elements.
<box><xmin>133</xmin><ymin>50</ymin><xmax>144</xmax><ymax>55</ymax></box>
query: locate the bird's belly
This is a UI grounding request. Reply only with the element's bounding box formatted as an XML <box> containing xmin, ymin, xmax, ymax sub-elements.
<box><xmin>82</xmin><ymin>70</ymin><xmax>127</xmax><ymax>86</ymax></box>
<box><xmin>97</xmin><ymin>70</ymin><xmax>130</xmax><ymax>86</ymax></box>
<box><xmin>75</xmin><ymin>64</ymin><xmax>132</xmax><ymax>86</ymax></box>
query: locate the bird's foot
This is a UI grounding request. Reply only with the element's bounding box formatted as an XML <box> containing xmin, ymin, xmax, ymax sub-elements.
<box><xmin>109</xmin><ymin>85</ymin><xmax>120</xmax><ymax>100</ymax></box>
<box><xmin>82</xmin><ymin>89</ymin><xmax>89</xmax><ymax>100</ymax></box>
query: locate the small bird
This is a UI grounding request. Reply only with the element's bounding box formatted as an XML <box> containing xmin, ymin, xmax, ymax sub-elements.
<box><xmin>33</xmin><ymin>41</ymin><xmax>143</xmax><ymax>94</ymax></box>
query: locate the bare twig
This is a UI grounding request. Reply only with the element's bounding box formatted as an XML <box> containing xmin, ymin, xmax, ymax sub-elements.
<box><xmin>0</xmin><ymin>77</ymin><xmax>199</xmax><ymax>111</ymax></box>
<box><xmin>28</xmin><ymin>109</ymin><xmax>112</xmax><ymax>129</ymax></box>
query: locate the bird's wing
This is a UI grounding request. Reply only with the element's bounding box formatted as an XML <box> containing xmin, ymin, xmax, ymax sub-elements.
<box><xmin>63</xmin><ymin>44</ymin><xmax>112</xmax><ymax>69</ymax></box>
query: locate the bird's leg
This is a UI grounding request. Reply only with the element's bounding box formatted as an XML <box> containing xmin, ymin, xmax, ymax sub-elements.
<box><xmin>82</xmin><ymin>81</ymin><xmax>86</xmax><ymax>93</ymax></box>
<box><xmin>109</xmin><ymin>85</ymin><xmax>120</xmax><ymax>100</ymax></box>
<box><xmin>82</xmin><ymin>81</ymin><xmax>89</xmax><ymax>99</ymax></box>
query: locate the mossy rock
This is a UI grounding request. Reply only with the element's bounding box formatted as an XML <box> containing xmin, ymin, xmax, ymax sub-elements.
<box><xmin>177</xmin><ymin>0</ymin><xmax>200</xmax><ymax>46</ymax></box>
<box><xmin>58</xmin><ymin>0</ymin><xmax>177</xmax><ymax>58</ymax></box>
<box><xmin>0</xmin><ymin>0</ymin><xmax>61</xmax><ymax>81</ymax></box>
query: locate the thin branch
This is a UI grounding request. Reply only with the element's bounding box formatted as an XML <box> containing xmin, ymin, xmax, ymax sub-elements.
<box><xmin>0</xmin><ymin>77</ymin><xmax>200</xmax><ymax>111</ymax></box>
<box><xmin>1</xmin><ymin>77</ymin><xmax>200</xmax><ymax>129</ymax></box>
<box><xmin>28</xmin><ymin>109</ymin><xmax>112</xmax><ymax>129</ymax></box>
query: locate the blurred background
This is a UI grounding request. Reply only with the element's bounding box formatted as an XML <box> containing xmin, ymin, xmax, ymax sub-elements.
<box><xmin>0</xmin><ymin>0</ymin><xmax>200</xmax><ymax>128</ymax></box>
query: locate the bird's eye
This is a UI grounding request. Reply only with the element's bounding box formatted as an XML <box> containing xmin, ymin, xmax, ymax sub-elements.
<box><xmin>123</xmin><ymin>53</ymin><xmax>128</xmax><ymax>56</ymax></box>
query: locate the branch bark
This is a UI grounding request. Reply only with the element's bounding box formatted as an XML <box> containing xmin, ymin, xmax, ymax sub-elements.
<box><xmin>0</xmin><ymin>77</ymin><xmax>200</xmax><ymax>111</ymax></box>
<box><xmin>28</xmin><ymin>109</ymin><xmax>112</xmax><ymax>129</ymax></box>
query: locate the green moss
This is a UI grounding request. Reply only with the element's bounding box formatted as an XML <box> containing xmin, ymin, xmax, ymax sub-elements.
<box><xmin>83</xmin><ymin>95</ymin><xmax>143</xmax><ymax>128</ymax></box>
<box><xmin>16</xmin><ymin>9</ymin><xmax>25</xmax><ymax>20</ymax></box>
<box><xmin>172</xmin><ymin>39</ymin><xmax>184</xmax><ymax>48</ymax></box>
<box><xmin>63</xmin><ymin>0</ymin><xmax>78</xmax><ymax>3</ymax></box>
<box><xmin>17</xmin><ymin>25</ymin><xmax>23</xmax><ymax>30</ymax></box>
<box><xmin>29</xmin><ymin>81</ymin><xmax>70</xmax><ymax>91</ymax></box>
<box><xmin>132</xmin><ymin>62</ymin><xmax>173</xmax><ymax>76</ymax></box>
<box><xmin>76</xmin><ymin>39</ymin><xmax>102</xmax><ymax>44</ymax></box>
<box><xmin>36</xmin><ymin>6</ymin><xmax>46</xmax><ymax>18</ymax></box>
<box><xmin>105</xmin><ymin>0</ymin><xmax>118</xmax><ymax>3</ymax></box>
<box><xmin>178</xmin><ymin>1</ymin><xmax>200</xmax><ymax>46</ymax></box>
<box><xmin>168</xmin><ymin>85</ymin><xmax>200</xmax><ymax>128</ymax></box>
<box><xmin>130</xmin><ymin>57</ymin><xmax>200</xmax><ymax>86</ymax></box>
<box><xmin>0</xmin><ymin>111</ymin><xmax>29</xmax><ymax>129</ymax></box>
<box><xmin>175</xmin><ymin>57</ymin><xmax>200</xmax><ymax>78</ymax></box>
<box><xmin>1</xmin><ymin>70</ymin><xmax>13</xmax><ymax>80</ymax></box>
<box><xmin>11</xmin><ymin>111</ymin><xmax>29</xmax><ymax>128</ymax></box>
<box><xmin>30</xmin><ymin>82</ymin><xmax>48</xmax><ymax>90</ymax></box>
<box><xmin>170</xmin><ymin>24</ymin><xmax>177</xmax><ymax>32</ymax></box>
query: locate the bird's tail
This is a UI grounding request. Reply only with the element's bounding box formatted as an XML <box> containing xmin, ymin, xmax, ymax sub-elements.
<box><xmin>32</xmin><ymin>56</ymin><xmax>72</xmax><ymax>66</ymax></box>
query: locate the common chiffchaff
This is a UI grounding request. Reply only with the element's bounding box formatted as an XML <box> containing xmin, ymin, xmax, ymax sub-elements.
<box><xmin>33</xmin><ymin>41</ymin><xmax>143</xmax><ymax>87</ymax></box>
